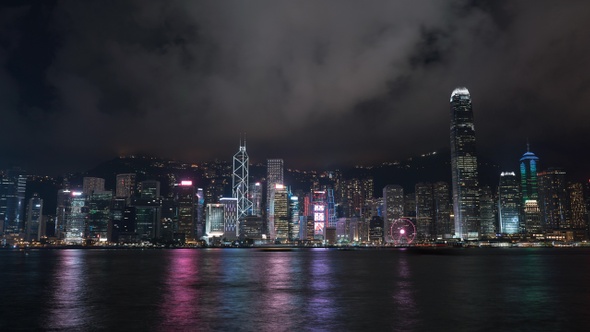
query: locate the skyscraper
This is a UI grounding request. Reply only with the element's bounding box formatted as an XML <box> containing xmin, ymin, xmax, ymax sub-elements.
<box><xmin>383</xmin><ymin>185</ymin><xmax>404</xmax><ymax>242</ymax></box>
<box><xmin>116</xmin><ymin>173</ymin><xmax>136</xmax><ymax>199</ymax></box>
<box><xmin>25</xmin><ymin>194</ymin><xmax>43</xmax><ymax>242</ymax></box>
<box><xmin>498</xmin><ymin>172</ymin><xmax>521</xmax><ymax>234</ymax></box>
<box><xmin>538</xmin><ymin>168</ymin><xmax>568</xmax><ymax>230</ymax></box>
<box><xmin>415</xmin><ymin>183</ymin><xmax>434</xmax><ymax>241</ymax></box>
<box><xmin>519</xmin><ymin>146</ymin><xmax>540</xmax><ymax>204</ymax></box>
<box><xmin>479</xmin><ymin>185</ymin><xmax>496</xmax><ymax>237</ymax></box>
<box><xmin>433</xmin><ymin>182</ymin><xmax>453</xmax><ymax>239</ymax></box>
<box><xmin>266</xmin><ymin>159</ymin><xmax>284</xmax><ymax>234</ymax></box>
<box><xmin>250</xmin><ymin>182</ymin><xmax>262</xmax><ymax>217</ymax></box>
<box><xmin>450</xmin><ymin>87</ymin><xmax>480</xmax><ymax>240</ymax></box>
<box><xmin>206</xmin><ymin>203</ymin><xmax>225</xmax><ymax>239</ymax></box>
<box><xmin>139</xmin><ymin>180</ymin><xmax>160</xmax><ymax>199</ymax></box>
<box><xmin>221</xmin><ymin>197</ymin><xmax>238</xmax><ymax>240</ymax></box>
<box><xmin>289</xmin><ymin>194</ymin><xmax>300</xmax><ymax>241</ymax></box>
<box><xmin>82</xmin><ymin>177</ymin><xmax>105</xmax><ymax>196</ymax></box>
<box><xmin>266</xmin><ymin>159</ymin><xmax>284</xmax><ymax>204</ymax></box>
<box><xmin>0</xmin><ymin>168</ymin><xmax>27</xmax><ymax>234</ymax></box>
<box><xmin>87</xmin><ymin>191</ymin><xmax>112</xmax><ymax>243</ymax></box>
<box><xmin>64</xmin><ymin>191</ymin><xmax>86</xmax><ymax>245</ymax></box>
<box><xmin>567</xmin><ymin>182</ymin><xmax>587</xmax><ymax>231</ymax></box>
<box><xmin>175</xmin><ymin>181</ymin><xmax>196</xmax><ymax>242</ymax></box>
<box><xmin>270</xmin><ymin>184</ymin><xmax>289</xmax><ymax>242</ymax></box>
<box><xmin>232</xmin><ymin>138</ymin><xmax>252</xmax><ymax>220</ymax></box>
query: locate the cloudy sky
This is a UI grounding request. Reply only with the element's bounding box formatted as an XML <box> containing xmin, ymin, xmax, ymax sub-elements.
<box><xmin>1</xmin><ymin>0</ymin><xmax>589</xmax><ymax>178</ymax></box>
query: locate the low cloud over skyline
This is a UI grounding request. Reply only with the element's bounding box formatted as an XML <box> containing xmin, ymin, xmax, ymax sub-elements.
<box><xmin>1</xmin><ymin>1</ymin><xmax>589</xmax><ymax>179</ymax></box>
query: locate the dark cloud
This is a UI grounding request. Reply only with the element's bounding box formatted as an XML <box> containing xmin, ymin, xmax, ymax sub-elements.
<box><xmin>0</xmin><ymin>0</ymin><xmax>589</xmax><ymax>179</ymax></box>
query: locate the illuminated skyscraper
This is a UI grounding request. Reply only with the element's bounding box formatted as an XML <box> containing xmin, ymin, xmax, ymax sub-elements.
<box><xmin>64</xmin><ymin>191</ymin><xmax>86</xmax><ymax>244</ymax></box>
<box><xmin>116</xmin><ymin>173</ymin><xmax>136</xmax><ymax>199</ymax></box>
<box><xmin>139</xmin><ymin>180</ymin><xmax>160</xmax><ymax>199</ymax></box>
<box><xmin>175</xmin><ymin>181</ymin><xmax>196</xmax><ymax>242</ymax></box>
<box><xmin>289</xmin><ymin>194</ymin><xmax>300</xmax><ymax>240</ymax></box>
<box><xmin>538</xmin><ymin>168</ymin><xmax>568</xmax><ymax>230</ymax></box>
<box><xmin>383</xmin><ymin>185</ymin><xmax>403</xmax><ymax>243</ymax></box>
<box><xmin>232</xmin><ymin>138</ymin><xmax>252</xmax><ymax>220</ymax></box>
<box><xmin>250</xmin><ymin>182</ymin><xmax>262</xmax><ymax>217</ymax></box>
<box><xmin>519</xmin><ymin>146</ymin><xmax>539</xmax><ymax>204</ymax></box>
<box><xmin>269</xmin><ymin>184</ymin><xmax>289</xmax><ymax>241</ymax></box>
<box><xmin>266</xmin><ymin>159</ymin><xmax>283</xmax><ymax>235</ymax></box>
<box><xmin>568</xmin><ymin>182</ymin><xmax>587</xmax><ymax>230</ymax></box>
<box><xmin>55</xmin><ymin>189</ymin><xmax>71</xmax><ymax>240</ymax></box>
<box><xmin>266</xmin><ymin>159</ymin><xmax>284</xmax><ymax>208</ymax></box>
<box><xmin>134</xmin><ymin>182</ymin><xmax>161</xmax><ymax>241</ymax></box>
<box><xmin>498</xmin><ymin>172</ymin><xmax>521</xmax><ymax>234</ymax></box>
<box><xmin>87</xmin><ymin>191</ymin><xmax>112</xmax><ymax>243</ymax></box>
<box><xmin>0</xmin><ymin>168</ymin><xmax>26</xmax><ymax>234</ymax></box>
<box><xmin>25</xmin><ymin>194</ymin><xmax>43</xmax><ymax>242</ymax></box>
<box><xmin>450</xmin><ymin>87</ymin><xmax>480</xmax><ymax>239</ymax></box>
<box><xmin>206</xmin><ymin>203</ymin><xmax>225</xmax><ymax>238</ymax></box>
<box><xmin>221</xmin><ymin>197</ymin><xmax>238</xmax><ymax>240</ymax></box>
<box><xmin>479</xmin><ymin>186</ymin><xmax>496</xmax><ymax>237</ymax></box>
<box><xmin>523</xmin><ymin>200</ymin><xmax>542</xmax><ymax>235</ymax></box>
<box><xmin>82</xmin><ymin>177</ymin><xmax>105</xmax><ymax>196</ymax></box>
<box><xmin>415</xmin><ymin>183</ymin><xmax>434</xmax><ymax>241</ymax></box>
<box><xmin>195</xmin><ymin>188</ymin><xmax>205</xmax><ymax>239</ymax></box>
<box><xmin>433</xmin><ymin>182</ymin><xmax>453</xmax><ymax>239</ymax></box>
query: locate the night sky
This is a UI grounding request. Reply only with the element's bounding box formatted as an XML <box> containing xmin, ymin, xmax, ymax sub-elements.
<box><xmin>1</xmin><ymin>1</ymin><xmax>589</xmax><ymax>179</ymax></box>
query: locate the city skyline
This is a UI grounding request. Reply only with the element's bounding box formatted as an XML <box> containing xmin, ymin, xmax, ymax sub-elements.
<box><xmin>0</xmin><ymin>1</ymin><xmax>589</xmax><ymax>180</ymax></box>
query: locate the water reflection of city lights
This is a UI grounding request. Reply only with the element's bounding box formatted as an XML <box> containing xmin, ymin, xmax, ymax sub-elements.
<box><xmin>48</xmin><ymin>250</ymin><xmax>88</xmax><ymax>330</ymax></box>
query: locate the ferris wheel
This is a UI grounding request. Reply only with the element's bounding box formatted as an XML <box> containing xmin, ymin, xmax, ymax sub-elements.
<box><xmin>389</xmin><ymin>218</ymin><xmax>416</xmax><ymax>245</ymax></box>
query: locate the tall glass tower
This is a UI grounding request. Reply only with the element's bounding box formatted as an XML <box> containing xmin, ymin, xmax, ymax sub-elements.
<box><xmin>498</xmin><ymin>172</ymin><xmax>521</xmax><ymax>234</ymax></box>
<box><xmin>232</xmin><ymin>138</ymin><xmax>252</xmax><ymax>220</ymax></box>
<box><xmin>519</xmin><ymin>145</ymin><xmax>539</xmax><ymax>204</ymax></box>
<box><xmin>450</xmin><ymin>87</ymin><xmax>480</xmax><ymax>240</ymax></box>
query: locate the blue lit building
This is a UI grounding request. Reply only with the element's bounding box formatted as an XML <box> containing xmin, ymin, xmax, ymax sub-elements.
<box><xmin>498</xmin><ymin>172</ymin><xmax>521</xmax><ymax>234</ymax></box>
<box><xmin>519</xmin><ymin>146</ymin><xmax>540</xmax><ymax>204</ymax></box>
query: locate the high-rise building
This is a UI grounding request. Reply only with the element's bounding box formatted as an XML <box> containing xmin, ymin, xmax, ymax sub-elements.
<box><xmin>55</xmin><ymin>189</ymin><xmax>71</xmax><ymax>240</ymax></box>
<box><xmin>87</xmin><ymin>191</ymin><xmax>112</xmax><ymax>243</ymax></box>
<box><xmin>415</xmin><ymin>183</ymin><xmax>434</xmax><ymax>241</ymax></box>
<box><xmin>220</xmin><ymin>197</ymin><xmax>238</xmax><ymax>240</ymax></box>
<box><xmin>383</xmin><ymin>185</ymin><xmax>404</xmax><ymax>243</ymax></box>
<box><xmin>479</xmin><ymin>186</ymin><xmax>496</xmax><ymax>237</ymax></box>
<box><xmin>450</xmin><ymin>87</ymin><xmax>480</xmax><ymax>240</ymax></box>
<box><xmin>232</xmin><ymin>139</ymin><xmax>252</xmax><ymax>220</ymax></box>
<box><xmin>568</xmin><ymin>182</ymin><xmax>588</xmax><ymax>231</ymax></box>
<box><xmin>110</xmin><ymin>198</ymin><xmax>134</xmax><ymax>243</ymax></box>
<box><xmin>269</xmin><ymin>184</ymin><xmax>289</xmax><ymax>241</ymax></box>
<box><xmin>116</xmin><ymin>173</ymin><xmax>136</xmax><ymax>199</ymax></box>
<box><xmin>433</xmin><ymin>182</ymin><xmax>452</xmax><ymax>239</ymax></box>
<box><xmin>64</xmin><ymin>191</ymin><xmax>86</xmax><ymax>244</ymax></box>
<box><xmin>311</xmin><ymin>190</ymin><xmax>329</xmax><ymax>241</ymax></box>
<box><xmin>519</xmin><ymin>146</ymin><xmax>540</xmax><ymax>204</ymax></box>
<box><xmin>538</xmin><ymin>168</ymin><xmax>568</xmax><ymax>230</ymax></box>
<box><xmin>195</xmin><ymin>188</ymin><xmax>205</xmax><ymax>240</ymax></box>
<box><xmin>206</xmin><ymin>203</ymin><xmax>225</xmax><ymax>238</ymax></box>
<box><xmin>139</xmin><ymin>180</ymin><xmax>160</xmax><ymax>199</ymax></box>
<box><xmin>498</xmin><ymin>172</ymin><xmax>521</xmax><ymax>234</ymax></box>
<box><xmin>175</xmin><ymin>181</ymin><xmax>196</xmax><ymax>242</ymax></box>
<box><xmin>289</xmin><ymin>194</ymin><xmax>300</xmax><ymax>241</ymax></box>
<box><xmin>0</xmin><ymin>168</ymin><xmax>27</xmax><ymax>234</ymax></box>
<box><xmin>25</xmin><ymin>194</ymin><xmax>43</xmax><ymax>242</ymax></box>
<box><xmin>523</xmin><ymin>200</ymin><xmax>542</xmax><ymax>236</ymax></box>
<box><xmin>266</xmin><ymin>159</ymin><xmax>284</xmax><ymax>216</ymax></box>
<box><xmin>82</xmin><ymin>177</ymin><xmax>105</xmax><ymax>196</ymax></box>
<box><xmin>250</xmin><ymin>182</ymin><xmax>262</xmax><ymax>217</ymax></box>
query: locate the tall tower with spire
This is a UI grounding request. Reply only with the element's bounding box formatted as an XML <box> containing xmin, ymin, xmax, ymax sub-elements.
<box><xmin>450</xmin><ymin>87</ymin><xmax>480</xmax><ymax>240</ymax></box>
<box><xmin>232</xmin><ymin>136</ymin><xmax>252</xmax><ymax>221</ymax></box>
<box><xmin>519</xmin><ymin>143</ymin><xmax>540</xmax><ymax>204</ymax></box>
